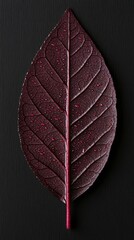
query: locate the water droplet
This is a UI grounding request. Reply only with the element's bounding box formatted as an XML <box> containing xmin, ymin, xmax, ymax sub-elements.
<box><xmin>75</xmin><ymin>104</ymin><xmax>80</xmax><ymax>108</ymax></box>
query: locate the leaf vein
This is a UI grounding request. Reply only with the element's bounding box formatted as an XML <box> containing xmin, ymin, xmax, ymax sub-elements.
<box><xmin>72</xmin><ymin>152</ymin><xmax>107</xmax><ymax>184</ymax></box>
<box><xmin>23</xmin><ymin>112</ymin><xmax>65</xmax><ymax>169</ymax></box>
<box><xmin>26</xmin><ymin>83</ymin><xmax>66</xmax><ymax>141</ymax></box>
<box><xmin>72</xmin><ymin>122</ymin><xmax>114</xmax><ymax>164</ymax></box>
<box><xmin>70</xmin><ymin>37</ymin><xmax>85</xmax><ymax>56</ymax></box>
<box><xmin>34</xmin><ymin>74</ymin><xmax>66</xmax><ymax>113</ymax></box>
<box><xmin>45</xmin><ymin>57</ymin><xmax>67</xmax><ymax>86</ymax></box>
<box><xmin>71</xmin><ymin>46</ymin><xmax>93</xmax><ymax>78</ymax></box>
<box><xmin>71</xmin><ymin>63</ymin><xmax>101</xmax><ymax>101</ymax></box>
<box><xmin>71</xmin><ymin>101</ymin><xmax>113</xmax><ymax>141</ymax></box>
<box><xmin>71</xmin><ymin>79</ymin><xmax>110</xmax><ymax>125</ymax></box>
<box><xmin>28</xmin><ymin>147</ymin><xmax>65</xmax><ymax>185</ymax></box>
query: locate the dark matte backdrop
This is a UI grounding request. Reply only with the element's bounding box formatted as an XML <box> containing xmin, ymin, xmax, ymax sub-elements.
<box><xmin>0</xmin><ymin>0</ymin><xmax>134</xmax><ymax>239</ymax></box>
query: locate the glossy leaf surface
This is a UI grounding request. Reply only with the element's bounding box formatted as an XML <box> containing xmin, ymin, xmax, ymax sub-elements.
<box><xmin>18</xmin><ymin>9</ymin><xmax>117</xmax><ymax>229</ymax></box>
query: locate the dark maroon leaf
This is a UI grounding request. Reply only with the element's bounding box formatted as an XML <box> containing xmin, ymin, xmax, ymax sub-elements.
<box><xmin>18</xmin><ymin>9</ymin><xmax>117</xmax><ymax>229</ymax></box>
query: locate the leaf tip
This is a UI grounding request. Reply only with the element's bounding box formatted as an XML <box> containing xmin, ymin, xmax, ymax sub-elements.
<box><xmin>64</xmin><ymin>8</ymin><xmax>73</xmax><ymax>15</ymax></box>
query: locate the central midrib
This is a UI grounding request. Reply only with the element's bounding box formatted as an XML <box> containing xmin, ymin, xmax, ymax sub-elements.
<box><xmin>65</xmin><ymin>9</ymin><xmax>71</xmax><ymax>230</ymax></box>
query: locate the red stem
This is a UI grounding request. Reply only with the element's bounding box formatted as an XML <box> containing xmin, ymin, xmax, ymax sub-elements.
<box><xmin>66</xmin><ymin>193</ymin><xmax>71</xmax><ymax>229</ymax></box>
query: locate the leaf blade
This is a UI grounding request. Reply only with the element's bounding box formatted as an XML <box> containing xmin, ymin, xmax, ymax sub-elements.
<box><xmin>18</xmin><ymin>8</ymin><xmax>117</xmax><ymax>228</ymax></box>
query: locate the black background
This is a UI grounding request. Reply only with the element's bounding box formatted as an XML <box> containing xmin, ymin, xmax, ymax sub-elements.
<box><xmin>0</xmin><ymin>0</ymin><xmax>134</xmax><ymax>239</ymax></box>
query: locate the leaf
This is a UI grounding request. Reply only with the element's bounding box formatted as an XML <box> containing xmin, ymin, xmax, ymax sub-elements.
<box><xmin>18</xmin><ymin>9</ymin><xmax>117</xmax><ymax>229</ymax></box>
